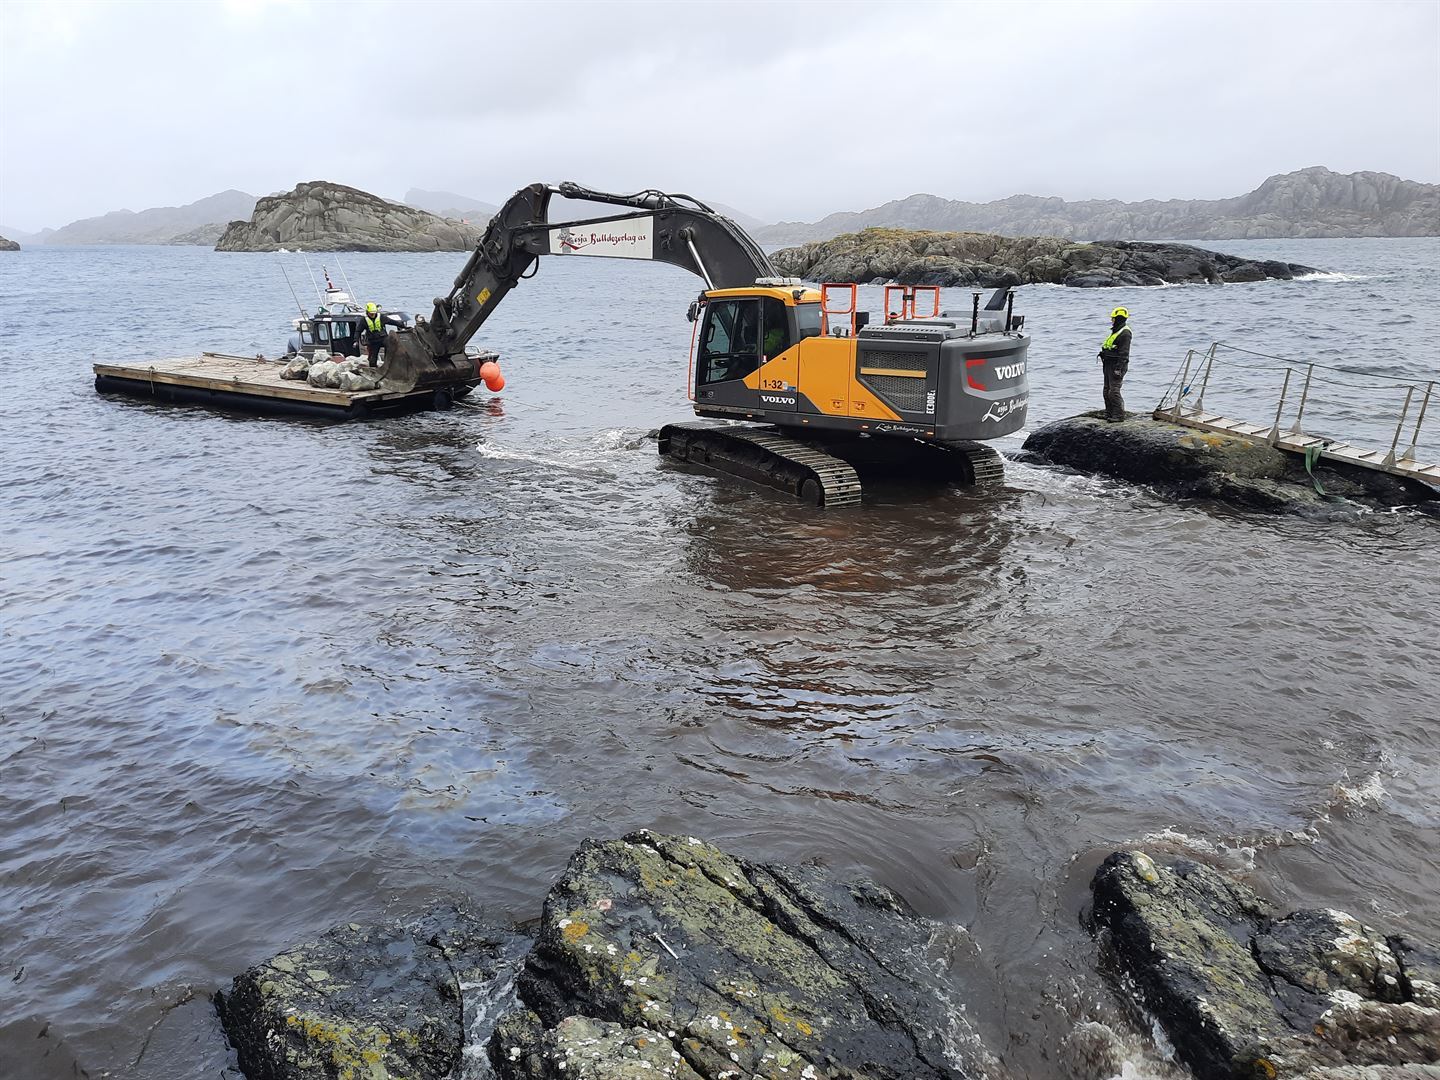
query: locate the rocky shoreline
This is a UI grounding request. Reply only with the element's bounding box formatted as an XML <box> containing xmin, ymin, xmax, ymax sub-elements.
<box><xmin>0</xmin><ymin>234</ymin><xmax>19</xmax><ymax>251</ymax></box>
<box><xmin>215</xmin><ymin>833</ymin><xmax>1439</xmax><ymax>1080</ymax></box>
<box><xmin>770</xmin><ymin>229</ymin><xmax>1319</xmax><ymax>288</ymax></box>
<box><xmin>1021</xmin><ymin>413</ymin><xmax>1440</xmax><ymax>517</ymax></box>
<box><xmin>216</xmin><ymin>181</ymin><xmax>485</xmax><ymax>252</ymax></box>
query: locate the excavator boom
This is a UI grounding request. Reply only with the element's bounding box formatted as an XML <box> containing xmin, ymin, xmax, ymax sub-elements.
<box><xmin>383</xmin><ymin>182</ymin><xmax>776</xmax><ymax>393</ymax></box>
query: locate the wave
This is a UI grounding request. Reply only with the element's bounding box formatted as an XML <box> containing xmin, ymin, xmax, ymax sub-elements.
<box><xmin>1293</xmin><ymin>271</ymin><xmax>1371</xmax><ymax>282</ymax></box>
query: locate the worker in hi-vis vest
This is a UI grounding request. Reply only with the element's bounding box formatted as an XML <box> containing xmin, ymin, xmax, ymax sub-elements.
<box><xmin>1097</xmin><ymin>307</ymin><xmax>1132</xmax><ymax>422</ymax></box>
<box><xmin>363</xmin><ymin>303</ymin><xmax>386</xmax><ymax>368</ymax></box>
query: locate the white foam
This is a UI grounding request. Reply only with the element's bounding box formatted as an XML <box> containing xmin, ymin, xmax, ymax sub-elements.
<box><xmin>1333</xmin><ymin>770</ymin><xmax>1387</xmax><ymax>809</ymax></box>
<box><xmin>1294</xmin><ymin>271</ymin><xmax>1370</xmax><ymax>282</ymax></box>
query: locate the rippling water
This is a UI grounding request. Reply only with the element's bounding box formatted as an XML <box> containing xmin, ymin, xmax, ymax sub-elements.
<box><xmin>2</xmin><ymin>239</ymin><xmax>1438</xmax><ymax>1079</ymax></box>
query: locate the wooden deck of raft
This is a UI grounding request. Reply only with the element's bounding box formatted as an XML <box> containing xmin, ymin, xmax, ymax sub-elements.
<box><xmin>93</xmin><ymin>352</ymin><xmax>460</xmax><ymax>419</ymax></box>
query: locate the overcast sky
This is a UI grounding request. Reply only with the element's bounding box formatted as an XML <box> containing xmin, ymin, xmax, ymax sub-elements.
<box><xmin>2</xmin><ymin>0</ymin><xmax>1437</xmax><ymax>232</ymax></box>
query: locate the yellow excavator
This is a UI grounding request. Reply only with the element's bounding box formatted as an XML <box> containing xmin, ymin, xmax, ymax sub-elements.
<box><xmin>383</xmin><ymin>182</ymin><xmax>1031</xmax><ymax>506</ymax></box>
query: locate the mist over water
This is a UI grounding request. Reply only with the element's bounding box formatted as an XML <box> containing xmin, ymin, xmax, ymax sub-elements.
<box><xmin>1</xmin><ymin>238</ymin><xmax>1437</xmax><ymax>1079</ymax></box>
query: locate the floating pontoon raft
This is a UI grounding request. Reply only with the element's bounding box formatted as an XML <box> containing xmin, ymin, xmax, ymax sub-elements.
<box><xmin>93</xmin><ymin>352</ymin><xmax>482</xmax><ymax>420</ymax></box>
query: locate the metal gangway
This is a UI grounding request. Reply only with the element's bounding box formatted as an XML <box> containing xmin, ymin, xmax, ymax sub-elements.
<box><xmin>1155</xmin><ymin>343</ymin><xmax>1440</xmax><ymax>486</ymax></box>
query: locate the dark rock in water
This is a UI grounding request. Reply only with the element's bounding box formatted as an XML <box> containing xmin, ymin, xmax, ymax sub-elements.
<box><xmin>1090</xmin><ymin>852</ymin><xmax>1440</xmax><ymax>1080</ymax></box>
<box><xmin>0</xmin><ymin>234</ymin><xmax>19</xmax><ymax>251</ymax></box>
<box><xmin>217</xmin><ymin>906</ymin><xmax>526</xmax><ymax>1080</ymax></box>
<box><xmin>1022</xmin><ymin>413</ymin><xmax>1440</xmax><ymax>517</ymax></box>
<box><xmin>489</xmin><ymin>830</ymin><xmax>996</xmax><ymax>1080</ymax></box>
<box><xmin>216</xmin><ymin>181</ymin><xmax>484</xmax><ymax>252</ymax></box>
<box><xmin>769</xmin><ymin>228</ymin><xmax>1318</xmax><ymax>288</ymax></box>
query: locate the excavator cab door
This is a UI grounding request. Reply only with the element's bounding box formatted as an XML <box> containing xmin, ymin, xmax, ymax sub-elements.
<box><xmin>695</xmin><ymin>298</ymin><xmax>762</xmax><ymax>409</ymax></box>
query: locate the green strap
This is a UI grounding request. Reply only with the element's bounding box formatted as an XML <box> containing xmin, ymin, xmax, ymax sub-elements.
<box><xmin>1102</xmin><ymin>325</ymin><xmax>1131</xmax><ymax>350</ymax></box>
<box><xmin>1303</xmin><ymin>444</ymin><xmax>1325</xmax><ymax>494</ymax></box>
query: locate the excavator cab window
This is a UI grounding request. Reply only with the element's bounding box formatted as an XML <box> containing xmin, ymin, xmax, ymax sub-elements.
<box><xmin>761</xmin><ymin>298</ymin><xmax>791</xmax><ymax>359</ymax></box>
<box><xmin>699</xmin><ymin>299</ymin><xmax>762</xmax><ymax>384</ymax></box>
<box><xmin>795</xmin><ymin>302</ymin><xmax>822</xmax><ymax>341</ymax></box>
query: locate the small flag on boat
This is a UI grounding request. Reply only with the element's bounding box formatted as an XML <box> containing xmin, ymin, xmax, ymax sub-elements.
<box><xmin>323</xmin><ymin>268</ymin><xmax>335</xmax><ymax>289</ymax></box>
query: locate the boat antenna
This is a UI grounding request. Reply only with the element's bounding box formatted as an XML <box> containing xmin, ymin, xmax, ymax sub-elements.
<box><xmin>333</xmin><ymin>253</ymin><xmax>360</xmax><ymax>309</ymax></box>
<box><xmin>274</xmin><ymin>254</ymin><xmax>307</xmax><ymax>319</ymax></box>
<box><xmin>299</xmin><ymin>251</ymin><xmax>324</xmax><ymax>305</ymax></box>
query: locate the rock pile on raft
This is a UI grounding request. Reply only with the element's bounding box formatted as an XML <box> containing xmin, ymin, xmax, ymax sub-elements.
<box><xmin>769</xmin><ymin>228</ymin><xmax>1319</xmax><ymax>288</ymax></box>
<box><xmin>1022</xmin><ymin>413</ymin><xmax>1440</xmax><ymax>517</ymax></box>
<box><xmin>219</xmin><ymin>831</ymin><xmax>1000</xmax><ymax>1080</ymax></box>
<box><xmin>215</xmin><ymin>181</ymin><xmax>485</xmax><ymax>252</ymax></box>
<box><xmin>279</xmin><ymin>353</ymin><xmax>385</xmax><ymax>391</ymax></box>
<box><xmin>0</xmin><ymin>235</ymin><xmax>19</xmax><ymax>251</ymax></box>
<box><xmin>1091</xmin><ymin>851</ymin><xmax>1440</xmax><ymax>1079</ymax></box>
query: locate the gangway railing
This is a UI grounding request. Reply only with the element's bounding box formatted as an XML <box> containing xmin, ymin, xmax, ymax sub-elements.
<box><xmin>1155</xmin><ymin>343</ymin><xmax>1440</xmax><ymax>486</ymax></box>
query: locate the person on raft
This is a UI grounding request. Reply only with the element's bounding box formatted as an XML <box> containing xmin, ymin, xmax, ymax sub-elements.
<box><xmin>1098</xmin><ymin>307</ymin><xmax>1132</xmax><ymax>422</ymax></box>
<box><xmin>363</xmin><ymin>302</ymin><xmax>386</xmax><ymax>368</ymax></box>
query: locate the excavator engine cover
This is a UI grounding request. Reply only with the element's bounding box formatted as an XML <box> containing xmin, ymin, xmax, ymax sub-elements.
<box><xmin>855</xmin><ymin>321</ymin><xmax>1029</xmax><ymax>439</ymax></box>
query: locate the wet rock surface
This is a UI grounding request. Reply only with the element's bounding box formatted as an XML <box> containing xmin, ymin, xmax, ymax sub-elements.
<box><xmin>217</xmin><ymin>906</ymin><xmax>526</xmax><ymax>1080</ymax></box>
<box><xmin>1021</xmin><ymin>413</ymin><xmax>1439</xmax><ymax>517</ymax></box>
<box><xmin>1091</xmin><ymin>852</ymin><xmax>1440</xmax><ymax>1080</ymax></box>
<box><xmin>216</xmin><ymin>181</ymin><xmax>484</xmax><ymax>252</ymax></box>
<box><xmin>0</xmin><ymin>235</ymin><xmax>19</xmax><ymax>251</ymax></box>
<box><xmin>489</xmin><ymin>830</ymin><xmax>994</xmax><ymax>1079</ymax></box>
<box><xmin>769</xmin><ymin>228</ymin><xmax>1318</xmax><ymax>288</ymax></box>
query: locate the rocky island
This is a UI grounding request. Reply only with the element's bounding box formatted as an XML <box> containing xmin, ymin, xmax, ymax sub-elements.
<box><xmin>770</xmin><ymin>229</ymin><xmax>1319</xmax><ymax>288</ymax></box>
<box><xmin>215</xmin><ymin>832</ymin><xmax>1439</xmax><ymax>1080</ymax></box>
<box><xmin>215</xmin><ymin>181</ymin><xmax>485</xmax><ymax>252</ymax></box>
<box><xmin>0</xmin><ymin>235</ymin><xmax>19</xmax><ymax>251</ymax></box>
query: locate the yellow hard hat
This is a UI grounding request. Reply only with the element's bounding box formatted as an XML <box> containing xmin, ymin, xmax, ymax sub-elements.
<box><xmin>1110</xmin><ymin>307</ymin><xmax>1129</xmax><ymax>319</ymax></box>
<box><xmin>366</xmin><ymin>302</ymin><xmax>378</xmax><ymax>313</ymax></box>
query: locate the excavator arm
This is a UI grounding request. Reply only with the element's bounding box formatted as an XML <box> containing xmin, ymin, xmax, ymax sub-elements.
<box><xmin>383</xmin><ymin>181</ymin><xmax>778</xmax><ymax>393</ymax></box>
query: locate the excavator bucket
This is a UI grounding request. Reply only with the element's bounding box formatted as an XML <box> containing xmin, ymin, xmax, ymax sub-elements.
<box><xmin>380</xmin><ymin>331</ymin><xmax>477</xmax><ymax>395</ymax></box>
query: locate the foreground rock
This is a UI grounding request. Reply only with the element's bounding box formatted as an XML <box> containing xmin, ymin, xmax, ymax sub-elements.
<box><xmin>770</xmin><ymin>228</ymin><xmax>1318</xmax><ymax>288</ymax></box>
<box><xmin>1091</xmin><ymin>852</ymin><xmax>1440</xmax><ymax>1080</ymax></box>
<box><xmin>491</xmin><ymin>830</ymin><xmax>994</xmax><ymax>1079</ymax></box>
<box><xmin>0</xmin><ymin>235</ymin><xmax>18</xmax><ymax>251</ymax></box>
<box><xmin>217</xmin><ymin>907</ymin><xmax>526</xmax><ymax>1080</ymax></box>
<box><xmin>1022</xmin><ymin>413</ymin><xmax>1439</xmax><ymax>517</ymax></box>
<box><xmin>216</xmin><ymin>181</ymin><xmax>485</xmax><ymax>252</ymax></box>
<box><xmin>219</xmin><ymin>834</ymin><xmax>997</xmax><ymax>1079</ymax></box>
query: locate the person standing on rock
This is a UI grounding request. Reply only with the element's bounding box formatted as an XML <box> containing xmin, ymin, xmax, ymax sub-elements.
<box><xmin>363</xmin><ymin>303</ymin><xmax>386</xmax><ymax>368</ymax></box>
<box><xmin>1098</xmin><ymin>307</ymin><xmax>1132</xmax><ymax>422</ymax></box>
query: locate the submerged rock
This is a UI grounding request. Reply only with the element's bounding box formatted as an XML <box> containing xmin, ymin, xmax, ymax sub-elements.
<box><xmin>1021</xmin><ymin>413</ymin><xmax>1439</xmax><ymax>516</ymax></box>
<box><xmin>216</xmin><ymin>181</ymin><xmax>484</xmax><ymax>252</ymax></box>
<box><xmin>1090</xmin><ymin>852</ymin><xmax>1440</xmax><ymax>1080</ymax></box>
<box><xmin>769</xmin><ymin>228</ymin><xmax>1318</xmax><ymax>287</ymax></box>
<box><xmin>489</xmin><ymin>830</ymin><xmax>997</xmax><ymax>1080</ymax></box>
<box><xmin>217</xmin><ymin>906</ymin><xmax>525</xmax><ymax>1080</ymax></box>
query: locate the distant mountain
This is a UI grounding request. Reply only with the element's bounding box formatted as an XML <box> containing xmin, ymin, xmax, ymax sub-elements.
<box><xmin>758</xmin><ymin>168</ymin><xmax>1440</xmax><ymax>244</ymax></box>
<box><xmin>403</xmin><ymin>187</ymin><xmax>498</xmax><ymax>222</ymax></box>
<box><xmin>0</xmin><ymin>224</ymin><xmax>54</xmax><ymax>245</ymax></box>
<box><xmin>45</xmin><ymin>190</ymin><xmax>258</xmax><ymax>245</ymax></box>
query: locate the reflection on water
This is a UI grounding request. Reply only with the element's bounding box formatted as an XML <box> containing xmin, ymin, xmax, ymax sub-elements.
<box><xmin>0</xmin><ymin>239</ymin><xmax>1437</xmax><ymax>1079</ymax></box>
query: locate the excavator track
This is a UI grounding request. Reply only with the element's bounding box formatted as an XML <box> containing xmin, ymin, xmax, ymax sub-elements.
<box><xmin>937</xmin><ymin>441</ymin><xmax>1006</xmax><ymax>487</ymax></box>
<box><xmin>658</xmin><ymin>423</ymin><xmax>862</xmax><ymax>508</ymax></box>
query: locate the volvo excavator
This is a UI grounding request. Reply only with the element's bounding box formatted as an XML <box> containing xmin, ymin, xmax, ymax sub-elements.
<box><xmin>383</xmin><ymin>182</ymin><xmax>1031</xmax><ymax>507</ymax></box>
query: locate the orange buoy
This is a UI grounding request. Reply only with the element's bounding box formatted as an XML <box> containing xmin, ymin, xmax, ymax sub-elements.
<box><xmin>478</xmin><ymin>361</ymin><xmax>500</xmax><ymax>380</ymax></box>
<box><xmin>484</xmin><ymin>373</ymin><xmax>506</xmax><ymax>392</ymax></box>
